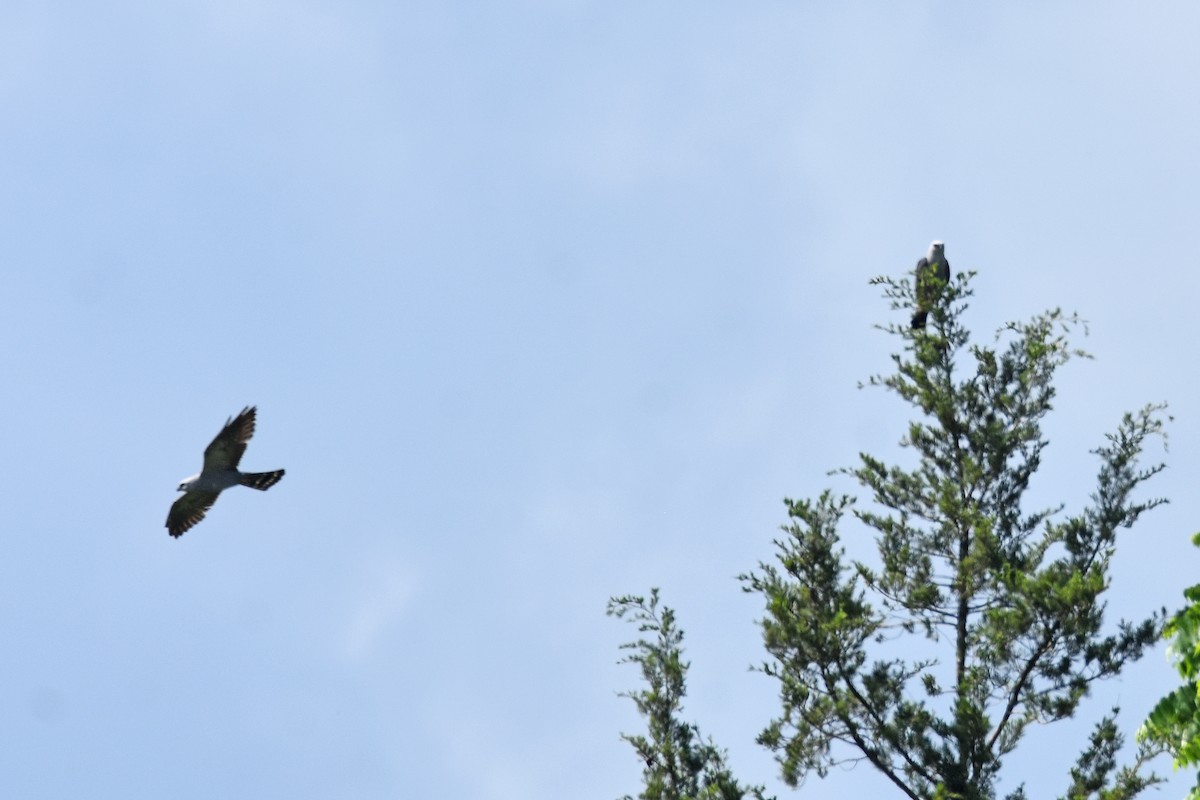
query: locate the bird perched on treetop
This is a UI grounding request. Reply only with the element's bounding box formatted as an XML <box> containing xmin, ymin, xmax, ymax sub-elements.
<box><xmin>166</xmin><ymin>406</ymin><xmax>285</xmax><ymax>538</ymax></box>
<box><xmin>911</xmin><ymin>240</ymin><xmax>950</xmax><ymax>330</ymax></box>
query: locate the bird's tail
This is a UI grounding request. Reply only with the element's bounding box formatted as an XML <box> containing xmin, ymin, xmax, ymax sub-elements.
<box><xmin>240</xmin><ymin>469</ymin><xmax>285</xmax><ymax>490</ymax></box>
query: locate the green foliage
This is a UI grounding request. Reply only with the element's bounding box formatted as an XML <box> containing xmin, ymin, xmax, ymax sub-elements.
<box><xmin>739</xmin><ymin>271</ymin><xmax>1166</xmax><ymax>799</ymax></box>
<box><xmin>608</xmin><ymin>589</ymin><xmax>773</xmax><ymax>800</ymax></box>
<box><xmin>1138</xmin><ymin>533</ymin><xmax>1200</xmax><ymax>799</ymax></box>
<box><xmin>1059</xmin><ymin>712</ymin><xmax>1160</xmax><ymax>800</ymax></box>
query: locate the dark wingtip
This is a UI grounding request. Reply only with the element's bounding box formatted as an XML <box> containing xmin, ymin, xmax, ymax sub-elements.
<box><xmin>229</xmin><ymin>406</ymin><xmax>256</xmax><ymax>424</ymax></box>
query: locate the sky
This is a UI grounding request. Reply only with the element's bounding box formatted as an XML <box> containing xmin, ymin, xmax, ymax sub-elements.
<box><xmin>1</xmin><ymin>2</ymin><xmax>1199</xmax><ymax>798</ymax></box>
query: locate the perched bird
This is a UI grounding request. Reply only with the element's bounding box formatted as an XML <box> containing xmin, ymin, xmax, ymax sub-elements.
<box><xmin>166</xmin><ymin>406</ymin><xmax>285</xmax><ymax>538</ymax></box>
<box><xmin>911</xmin><ymin>240</ymin><xmax>951</xmax><ymax>329</ymax></box>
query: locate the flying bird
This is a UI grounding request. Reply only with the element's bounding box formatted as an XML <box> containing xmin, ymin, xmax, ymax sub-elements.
<box><xmin>911</xmin><ymin>240</ymin><xmax>950</xmax><ymax>329</ymax></box>
<box><xmin>166</xmin><ymin>406</ymin><xmax>285</xmax><ymax>538</ymax></box>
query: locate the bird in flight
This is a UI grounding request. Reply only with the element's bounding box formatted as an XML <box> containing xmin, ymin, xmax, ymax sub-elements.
<box><xmin>166</xmin><ymin>406</ymin><xmax>285</xmax><ymax>538</ymax></box>
<box><xmin>911</xmin><ymin>240</ymin><xmax>950</xmax><ymax>330</ymax></box>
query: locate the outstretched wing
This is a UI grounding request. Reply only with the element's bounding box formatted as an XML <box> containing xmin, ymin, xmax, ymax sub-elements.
<box><xmin>166</xmin><ymin>490</ymin><xmax>221</xmax><ymax>538</ymax></box>
<box><xmin>203</xmin><ymin>406</ymin><xmax>257</xmax><ymax>471</ymax></box>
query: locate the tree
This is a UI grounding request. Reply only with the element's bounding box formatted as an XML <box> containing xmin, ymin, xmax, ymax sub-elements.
<box><xmin>738</xmin><ymin>269</ymin><xmax>1167</xmax><ymax>799</ymax></box>
<box><xmin>1138</xmin><ymin>532</ymin><xmax>1200</xmax><ymax>800</ymax></box>
<box><xmin>608</xmin><ymin>589</ymin><xmax>773</xmax><ymax>800</ymax></box>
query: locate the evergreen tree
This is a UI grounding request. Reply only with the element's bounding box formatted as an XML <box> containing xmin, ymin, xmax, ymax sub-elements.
<box><xmin>739</xmin><ymin>270</ymin><xmax>1166</xmax><ymax>799</ymax></box>
<box><xmin>609</xmin><ymin>589</ymin><xmax>772</xmax><ymax>800</ymax></box>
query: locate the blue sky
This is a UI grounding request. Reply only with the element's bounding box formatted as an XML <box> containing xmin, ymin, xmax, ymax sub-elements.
<box><xmin>1</xmin><ymin>2</ymin><xmax>1198</xmax><ymax>798</ymax></box>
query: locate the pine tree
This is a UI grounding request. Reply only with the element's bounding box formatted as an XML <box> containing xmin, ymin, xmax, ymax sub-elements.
<box><xmin>739</xmin><ymin>269</ymin><xmax>1166</xmax><ymax>799</ymax></box>
<box><xmin>609</xmin><ymin>589</ymin><xmax>772</xmax><ymax>800</ymax></box>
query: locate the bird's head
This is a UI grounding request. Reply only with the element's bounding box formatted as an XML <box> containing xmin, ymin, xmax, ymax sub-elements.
<box><xmin>177</xmin><ymin>475</ymin><xmax>199</xmax><ymax>492</ymax></box>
